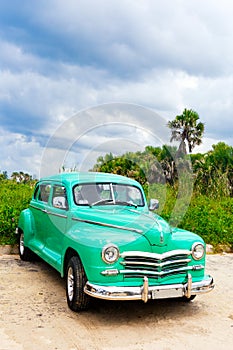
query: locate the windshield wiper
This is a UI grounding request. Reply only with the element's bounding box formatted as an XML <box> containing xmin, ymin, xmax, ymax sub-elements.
<box><xmin>91</xmin><ymin>199</ymin><xmax>115</xmax><ymax>206</ymax></box>
<box><xmin>91</xmin><ymin>199</ymin><xmax>137</xmax><ymax>208</ymax></box>
<box><xmin>115</xmin><ymin>200</ymin><xmax>138</xmax><ymax>208</ymax></box>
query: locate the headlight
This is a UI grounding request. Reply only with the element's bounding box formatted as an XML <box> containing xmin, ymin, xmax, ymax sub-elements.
<box><xmin>192</xmin><ymin>243</ymin><xmax>205</xmax><ymax>260</ymax></box>
<box><xmin>102</xmin><ymin>244</ymin><xmax>119</xmax><ymax>264</ymax></box>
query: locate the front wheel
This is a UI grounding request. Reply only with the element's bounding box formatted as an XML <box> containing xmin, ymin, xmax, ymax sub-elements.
<box><xmin>66</xmin><ymin>256</ymin><xmax>90</xmax><ymax>312</ymax></box>
<box><xmin>18</xmin><ymin>232</ymin><xmax>35</xmax><ymax>261</ymax></box>
<box><xmin>181</xmin><ymin>295</ymin><xmax>196</xmax><ymax>302</ymax></box>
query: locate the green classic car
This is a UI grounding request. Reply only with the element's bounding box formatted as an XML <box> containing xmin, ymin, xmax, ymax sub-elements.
<box><xmin>17</xmin><ymin>172</ymin><xmax>214</xmax><ymax>311</ymax></box>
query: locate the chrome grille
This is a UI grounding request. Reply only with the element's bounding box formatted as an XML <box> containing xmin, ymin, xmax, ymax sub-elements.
<box><xmin>119</xmin><ymin>250</ymin><xmax>192</xmax><ymax>279</ymax></box>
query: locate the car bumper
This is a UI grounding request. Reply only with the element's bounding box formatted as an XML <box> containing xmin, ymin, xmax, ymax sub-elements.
<box><xmin>84</xmin><ymin>274</ymin><xmax>214</xmax><ymax>302</ymax></box>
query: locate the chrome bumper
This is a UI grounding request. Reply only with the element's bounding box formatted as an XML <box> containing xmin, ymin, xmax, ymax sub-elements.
<box><xmin>84</xmin><ymin>274</ymin><xmax>214</xmax><ymax>302</ymax></box>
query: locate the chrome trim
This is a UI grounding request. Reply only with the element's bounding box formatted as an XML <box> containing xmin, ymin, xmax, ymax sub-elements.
<box><xmin>120</xmin><ymin>258</ymin><xmax>192</xmax><ymax>268</ymax></box>
<box><xmin>192</xmin><ymin>242</ymin><xmax>205</xmax><ymax>260</ymax></box>
<box><xmin>120</xmin><ymin>250</ymin><xmax>192</xmax><ymax>260</ymax></box>
<box><xmin>29</xmin><ymin>205</ymin><xmax>67</xmax><ymax>218</ymax></box>
<box><xmin>119</xmin><ymin>265</ymin><xmax>204</xmax><ymax>276</ymax></box>
<box><xmin>186</xmin><ymin>273</ymin><xmax>192</xmax><ymax>298</ymax></box>
<box><xmin>101</xmin><ymin>265</ymin><xmax>204</xmax><ymax>276</ymax></box>
<box><xmin>30</xmin><ymin>204</ymin><xmax>47</xmax><ymax>212</ymax></box>
<box><xmin>84</xmin><ymin>275</ymin><xmax>214</xmax><ymax>302</ymax></box>
<box><xmin>102</xmin><ymin>244</ymin><xmax>120</xmax><ymax>264</ymax></box>
<box><xmin>29</xmin><ymin>204</ymin><xmax>39</xmax><ymax>210</ymax></box>
<box><xmin>120</xmin><ymin>266</ymin><xmax>185</xmax><ymax>276</ymax></box>
<box><xmin>101</xmin><ymin>269</ymin><xmax>119</xmax><ymax>276</ymax></box>
<box><xmin>47</xmin><ymin>211</ymin><xmax>68</xmax><ymax>219</ymax></box>
<box><xmin>72</xmin><ymin>217</ymin><xmax>143</xmax><ymax>234</ymax></box>
<box><xmin>191</xmin><ymin>277</ymin><xmax>215</xmax><ymax>294</ymax></box>
<box><xmin>118</xmin><ymin>250</ymin><xmax>199</xmax><ymax>280</ymax></box>
<box><xmin>142</xmin><ymin>276</ymin><xmax>149</xmax><ymax>303</ymax></box>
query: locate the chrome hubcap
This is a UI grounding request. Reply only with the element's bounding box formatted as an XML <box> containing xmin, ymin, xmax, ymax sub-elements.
<box><xmin>67</xmin><ymin>266</ymin><xmax>74</xmax><ymax>301</ymax></box>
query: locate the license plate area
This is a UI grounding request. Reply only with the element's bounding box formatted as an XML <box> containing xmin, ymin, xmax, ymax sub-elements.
<box><xmin>151</xmin><ymin>288</ymin><xmax>183</xmax><ymax>299</ymax></box>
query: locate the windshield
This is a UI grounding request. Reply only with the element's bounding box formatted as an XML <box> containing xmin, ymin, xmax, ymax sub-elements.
<box><xmin>73</xmin><ymin>183</ymin><xmax>144</xmax><ymax>207</ymax></box>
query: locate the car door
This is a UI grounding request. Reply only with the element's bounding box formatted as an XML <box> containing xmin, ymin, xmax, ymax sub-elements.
<box><xmin>43</xmin><ymin>183</ymin><xmax>69</xmax><ymax>271</ymax></box>
<box><xmin>29</xmin><ymin>182</ymin><xmax>52</xmax><ymax>254</ymax></box>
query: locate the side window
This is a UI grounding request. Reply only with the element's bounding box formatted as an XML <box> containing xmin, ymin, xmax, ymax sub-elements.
<box><xmin>37</xmin><ymin>184</ymin><xmax>51</xmax><ymax>203</ymax></box>
<box><xmin>33</xmin><ymin>184</ymin><xmax>40</xmax><ymax>200</ymax></box>
<box><xmin>52</xmin><ymin>185</ymin><xmax>68</xmax><ymax>210</ymax></box>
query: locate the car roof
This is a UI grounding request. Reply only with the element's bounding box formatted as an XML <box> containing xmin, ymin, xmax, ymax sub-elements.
<box><xmin>39</xmin><ymin>172</ymin><xmax>141</xmax><ymax>187</ymax></box>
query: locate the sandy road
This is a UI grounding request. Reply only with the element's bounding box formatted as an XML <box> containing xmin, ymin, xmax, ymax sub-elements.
<box><xmin>0</xmin><ymin>253</ymin><xmax>233</xmax><ymax>350</ymax></box>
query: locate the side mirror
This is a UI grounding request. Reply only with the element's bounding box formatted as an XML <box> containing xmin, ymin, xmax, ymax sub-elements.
<box><xmin>149</xmin><ymin>199</ymin><xmax>159</xmax><ymax>211</ymax></box>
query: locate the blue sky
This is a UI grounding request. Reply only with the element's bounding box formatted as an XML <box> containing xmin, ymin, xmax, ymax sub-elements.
<box><xmin>1</xmin><ymin>0</ymin><xmax>233</xmax><ymax>177</ymax></box>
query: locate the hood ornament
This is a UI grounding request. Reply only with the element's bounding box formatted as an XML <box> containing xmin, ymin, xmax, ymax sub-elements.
<box><xmin>160</xmin><ymin>229</ymin><xmax>164</xmax><ymax>243</ymax></box>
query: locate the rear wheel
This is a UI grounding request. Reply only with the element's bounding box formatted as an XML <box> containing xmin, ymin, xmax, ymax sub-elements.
<box><xmin>66</xmin><ymin>256</ymin><xmax>90</xmax><ymax>312</ymax></box>
<box><xmin>18</xmin><ymin>232</ymin><xmax>35</xmax><ymax>261</ymax></box>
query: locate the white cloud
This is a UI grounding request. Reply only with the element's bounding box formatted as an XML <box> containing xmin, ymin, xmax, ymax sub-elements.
<box><xmin>39</xmin><ymin>103</ymin><xmax>170</xmax><ymax>177</ymax></box>
<box><xmin>0</xmin><ymin>39</ymin><xmax>39</xmax><ymax>72</ymax></box>
<box><xmin>1</xmin><ymin>0</ymin><xmax>233</xmax><ymax>176</ymax></box>
<box><xmin>30</xmin><ymin>0</ymin><xmax>233</xmax><ymax>77</ymax></box>
<box><xmin>182</xmin><ymin>75</ymin><xmax>233</xmax><ymax>140</ymax></box>
<box><xmin>0</xmin><ymin>128</ymin><xmax>42</xmax><ymax>176</ymax></box>
<box><xmin>1</xmin><ymin>61</ymin><xmax>233</xmax><ymax>162</ymax></box>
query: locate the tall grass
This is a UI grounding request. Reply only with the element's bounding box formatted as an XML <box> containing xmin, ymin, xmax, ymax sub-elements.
<box><xmin>147</xmin><ymin>183</ymin><xmax>233</xmax><ymax>250</ymax></box>
<box><xmin>0</xmin><ymin>179</ymin><xmax>232</xmax><ymax>250</ymax></box>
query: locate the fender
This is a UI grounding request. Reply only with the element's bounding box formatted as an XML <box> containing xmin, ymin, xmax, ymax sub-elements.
<box><xmin>17</xmin><ymin>208</ymin><xmax>35</xmax><ymax>245</ymax></box>
<box><xmin>60</xmin><ymin>220</ymin><xmax>151</xmax><ymax>281</ymax></box>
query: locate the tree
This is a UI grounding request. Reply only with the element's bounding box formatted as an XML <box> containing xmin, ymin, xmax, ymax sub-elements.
<box><xmin>0</xmin><ymin>171</ymin><xmax>8</xmax><ymax>180</ymax></box>
<box><xmin>191</xmin><ymin>142</ymin><xmax>233</xmax><ymax>197</ymax></box>
<box><xmin>11</xmin><ymin>171</ymin><xmax>32</xmax><ymax>183</ymax></box>
<box><xmin>168</xmin><ymin>108</ymin><xmax>204</xmax><ymax>154</ymax></box>
<box><xmin>210</xmin><ymin>142</ymin><xmax>233</xmax><ymax>172</ymax></box>
<box><xmin>91</xmin><ymin>146</ymin><xmax>180</xmax><ymax>185</ymax></box>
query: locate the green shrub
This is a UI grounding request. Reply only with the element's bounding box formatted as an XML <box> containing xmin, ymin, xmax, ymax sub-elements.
<box><xmin>179</xmin><ymin>195</ymin><xmax>233</xmax><ymax>249</ymax></box>
<box><xmin>146</xmin><ymin>183</ymin><xmax>233</xmax><ymax>250</ymax></box>
<box><xmin>0</xmin><ymin>180</ymin><xmax>33</xmax><ymax>244</ymax></box>
<box><xmin>0</xmin><ymin>179</ymin><xmax>232</xmax><ymax>250</ymax></box>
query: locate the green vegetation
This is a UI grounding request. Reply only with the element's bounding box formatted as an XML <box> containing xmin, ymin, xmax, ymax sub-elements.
<box><xmin>0</xmin><ymin>177</ymin><xmax>34</xmax><ymax>245</ymax></box>
<box><xmin>180</xmin><ymin>195</ymin><xmax>233</xmax><ymax>249</ymax></box>
<box><xmin>148</xmin><ymin>184</ymin><xmax>233</xmax><ymax>250</ymax></box>
<box><xmin>91</xmin><ymin>142</ymin><xmax>233</xmax><ymax>251</ymax></box>
<box><xmin>1</xmin><ymin>109</ymin><xmax>232</xmax><ymax>250</ymax></box>
<box><xmin>0</xmin><ymin>150</ymin><xmax>233</xmax><ymax>250</ymax></box>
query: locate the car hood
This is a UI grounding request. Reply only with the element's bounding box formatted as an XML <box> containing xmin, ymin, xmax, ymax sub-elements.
<box><xmin>74</xmin><ymin>206</ymin><xmax>172</xmax><ymax>246</ymax></box>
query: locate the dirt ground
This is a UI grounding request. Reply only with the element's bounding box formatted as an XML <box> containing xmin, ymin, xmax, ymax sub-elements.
<box><xmin>0</xmin><ymin>253</ymin><xmax>232</xmax><ymax>350</ymax></box>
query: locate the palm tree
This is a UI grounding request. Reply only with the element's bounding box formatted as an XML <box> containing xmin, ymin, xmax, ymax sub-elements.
<box><xmin>168</xmin><ymin>109</ymin><xmax>204</xmax><ymax>154</ymax></box>
<box><xmin>11</xmin><ymin>171</ymin><xmax>20</xmax><ymax>182</ymax></box>
<box><xmin>11</xmin><ymin>171</ymin><xmax>32</xmax><ymax>183</ymax></box>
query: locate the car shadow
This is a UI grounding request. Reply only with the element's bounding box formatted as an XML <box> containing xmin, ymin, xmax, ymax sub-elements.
<box><xmin>88</xmin><ymin>296</ymin><xmax>203</xmax><ymax>325</ymax></box>
<box><xmin>16</xmin><ymin>256</ymin><xmax>206</xmax><ymax>325</ymax></box>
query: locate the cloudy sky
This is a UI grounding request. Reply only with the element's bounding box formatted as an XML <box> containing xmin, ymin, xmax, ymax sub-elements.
<box><xmin>1</xmin><ymin>0</ymin><xmax>233</xmax><ymax>177</ymax></box>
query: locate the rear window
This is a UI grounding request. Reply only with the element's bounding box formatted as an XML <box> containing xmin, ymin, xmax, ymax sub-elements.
<box><xmin>34</xmin><ymin>183</ymin><xmax>51</xmax><ymax>203</ymax></box>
